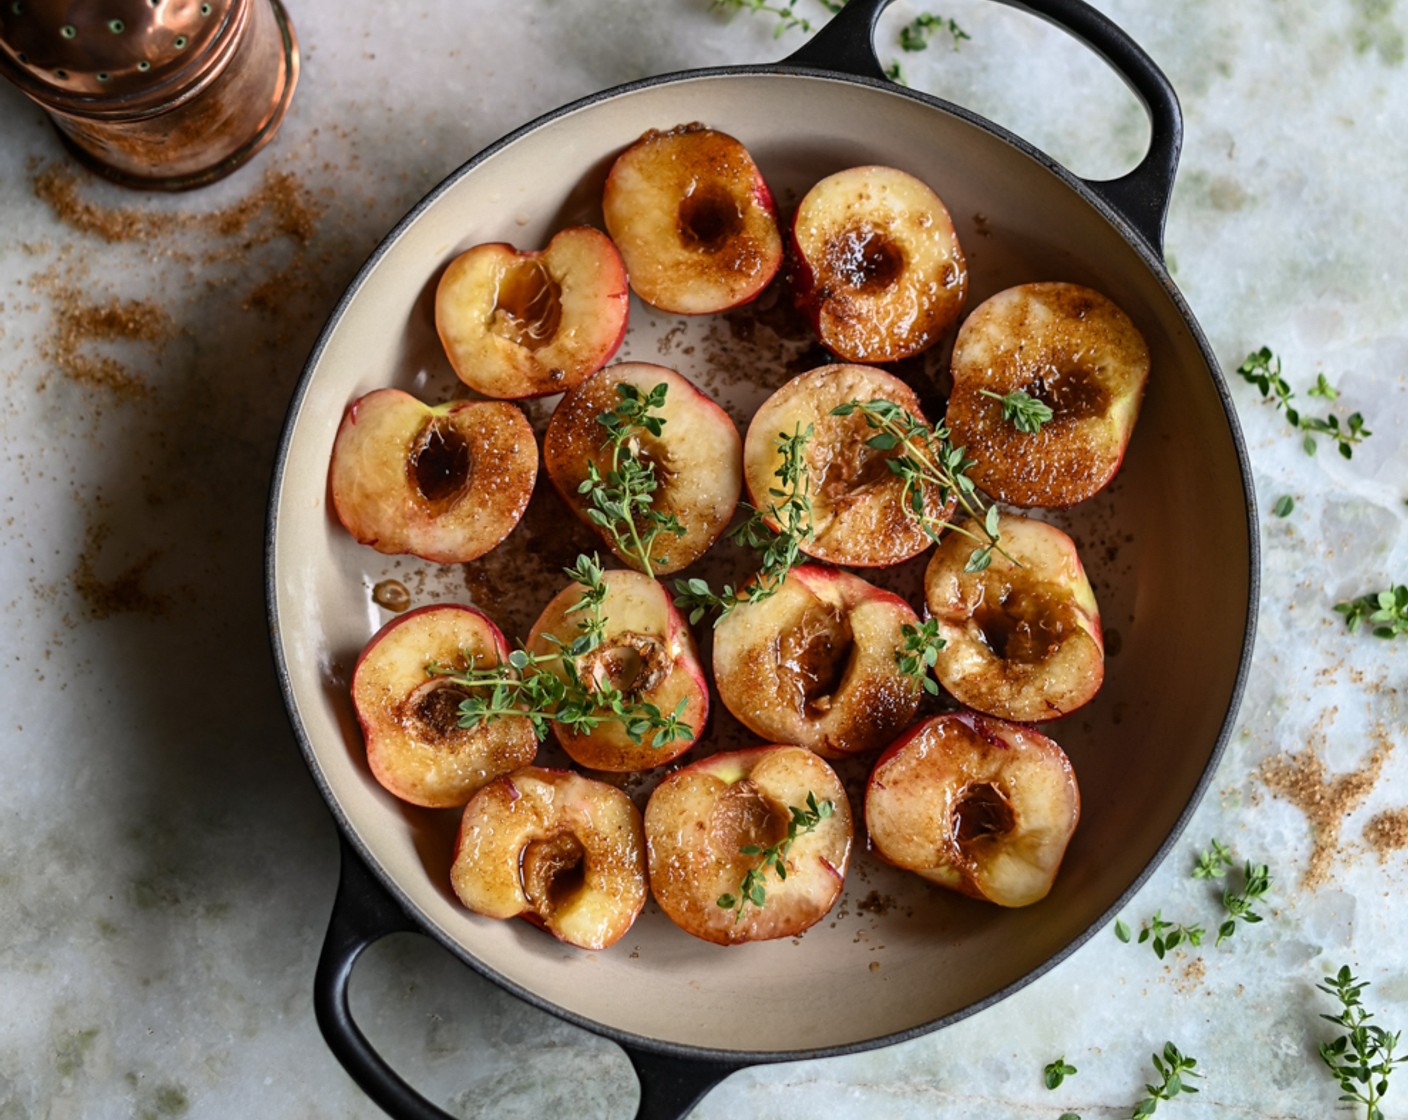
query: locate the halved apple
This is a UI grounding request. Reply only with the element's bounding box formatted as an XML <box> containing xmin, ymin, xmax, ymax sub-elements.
<box><xmin>865</xmin><ymin>712</ymin><xmax>1080</xmax><ymax>907</ymax></box>
<box><xmin>350</xmin><ymin>604</ymin><xmax>537</xmax><ymax>808</ymax></box>
<box><xmin>944</xmin><ymin>282</ymin><xmax>1150</xmax><ymax>507</ymax></box>
<box><xmin>790</xmin><ymin>165</ymin><xmax>967</xmax><ymax>362</ymax></box>
<box><xmin>602</xmin><ymin>123</ymin><xmax>783</xmax><ymax>314</ymax></box>
<box><xmin>712</xmin><ymin>565</ymin><xmax>923</xmax><ymax>759</ymax></box>
<box><xmin>644</xmin><ymin>745</ymin><xmax>852</xmax><ymax>945</ymax></box>
<box><xmin>743</xmin><ymin>363</ymin><xmax>952</xmax><ymax>567</ymax></box>
<box><xmin>543</xmin><ymin>362</ymin><xmax>742</xmax><ymax>575</ymax></box>
<box><xmin>525</xmin><ymin>567</ymin><xmax>707</xmax><ymax>772</ymax></box>
<box><xmin>329</xmin><ymin>388</ymin><xmax>538</xmax><ymax>564</ymax></box>
<box><xmin>924</xmin><ymin>512</ymin><xmax>1104</xmax><ymax>721</ymax></box>
<box><xmin>450</xmin><ymin>766</ymin><xmax>647</xmax><ymax>951</ymax></box>
<box><xmin>435</xmin><ymin>226</ymin><xmax>629</xmax><ymax>399</ymax></box>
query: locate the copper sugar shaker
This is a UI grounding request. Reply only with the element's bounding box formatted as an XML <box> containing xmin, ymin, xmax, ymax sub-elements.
<box><xmin>0</xmin><ymin>0</ymin><xmax>299</xmax><ymax>190</ymax></box>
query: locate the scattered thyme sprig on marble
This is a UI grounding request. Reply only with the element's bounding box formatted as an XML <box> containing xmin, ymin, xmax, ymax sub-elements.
<box><xmin>430</xmin><ymin>555</ymin><xmax>693</xmax><ymax>751</ymax></box>
<box><xmin>1044</xmin><ymin>1056</ymin><xmax>1078</xmax><ymax>1090</ymax></box>
<box><xmin>1130</xmin><ymin>1043</ymin><xmax>1201</xmax><ymax>1118</ymax></box>
<box><xmin>717</xmin><ymin>792</ymin><xmax>834</xmax><ymax>920</ymax></box>
<box><xmin>1335</xmin><ymin>585</ymin><xmax>1408</xmax><ymax>640</ymax></box>
<box><xmin>674</xmin><ymin>423</ymin><xmax>813</xmax><ymax>623</ymax></box>
<box><xmin>979</xmin><ymin>387</ymin><xmax>1054</xmax><ymax>434</ymax></box>
<box><xmin>581</xmin><ymin>382</ymin><xmax>686</xmax><ymax>579</ymax></box>
<box><xmin>1234</xmin><ymin>346</ymin><xmax>1371</xmax><ymax>458</ymax></box>
<box><xmin>829</xmin><ymin>398</ymin><xmax>1012</xmax><ymax>571</ymax></box>
<box><xmin>1318</xmin><ymin>965</ymin><xmax>1408</xmax><ymax>1120</ymax></box>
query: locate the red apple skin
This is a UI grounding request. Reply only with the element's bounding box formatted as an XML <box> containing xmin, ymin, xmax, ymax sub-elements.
<box><xmin>790</xmin><ymin>165</ymin><xmax>968</xmax><ymax>363</ymax></box>
<box><xmin>645</xmin><ymin>745</ymin><xmax>852</xmax><ymax>945</ymax></box>
<box><xmin>351</xmin><ymin>604</ymin><xmax>538</xmax><ymax>808</ymax></box>
<box><xmin>865</xmin><ymin>712</ymin><xmax>1080</xmax><ymax>908</ymax></box>
<box><xmin>525</xmin><ymin>569</ymin><xmax>708</xmax><ymax>772</ymax></box>
<box><xmin>435</xmin><ymin>226</ymin><xmax>629</xmax><ymax>400</ymax></box>
<box><xmin>329</xmin><ymin>388</ymin><xmax>538</xmax><ymax>564</ymax></box>
<box><xmin>712</xmin><ymin>565</ymin><xmax>923</xmax><ymax>759</ymax></box>
<box><xmin>602</xmin><ymin>123</ymin><xmax>783</xmax><ymax>314</ymax></box>
<box><xmin>451</xmin><ymin>766</ymin><xmax>647</xmax><ymax>951</ymax></box>
<box><xmin>543</xmin><ymin>362</ymin><xmax>742</xmax><ymax>575</ymax></box>
<box><xmin>945</xmin><ymin>282</ymin><xmax>1150</xmax><ymax>508</ymax></box>
<box><xmin>924</xmin><ymin>512</ymin><xmax>1104</xmax><ymax>722</ymax></box>
<box><xmin>743</xmin><ymin>364</ymin><xmax>954</xmax><ymax>567</ymax></box>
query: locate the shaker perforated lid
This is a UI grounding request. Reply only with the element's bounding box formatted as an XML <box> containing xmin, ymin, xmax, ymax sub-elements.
<box><xmin>0</xmin><ymin>0</ymin><xmax>236</xmax><ymax>107</ymax></box>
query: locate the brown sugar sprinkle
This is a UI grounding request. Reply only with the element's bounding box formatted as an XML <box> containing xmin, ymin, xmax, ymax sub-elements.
<box><xmin>38</xmin><ymin>289</ymin><xmax>173</xmax><ymax>399</ymax></box>
<box><xmin>1365</xmin><ymin>808</ymin><xmax>1408</xmax><ymax>862</ymax></box>
<box><xmin>73</xmin><ymin>521</ymin><xmax>170</xmax><ymax>621</ymax></box>
<box><xmin>1259</xmin><ymin>729</ymin><xmax>1393</xmax><ymax>889</ymax></box>
<box><xmin>33</xmin><ymin>163</ymin><xmax>324</xmax><ymax>250</ymax></box>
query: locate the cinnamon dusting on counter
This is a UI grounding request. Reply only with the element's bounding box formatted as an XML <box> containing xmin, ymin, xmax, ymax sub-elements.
<box><xmin>73</xmin><ymin>521</ymin><xmax>170</xmax><ymax>621</ymax></box>
<box><xmin>1365</xmin><ymin>808</ymin><xmax>1408</xmax><ymax>862</ymax></box>
<box><xmin>1259</xmin><ymin>722</ymin><xmax>1394</xmax><ymax>888</ymax></box>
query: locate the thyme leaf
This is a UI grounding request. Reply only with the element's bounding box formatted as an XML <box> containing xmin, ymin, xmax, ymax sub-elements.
<box><xmin>717</xmin><ymin>792</ymin><xmax>834</xmax><ymax>920</ymax></box>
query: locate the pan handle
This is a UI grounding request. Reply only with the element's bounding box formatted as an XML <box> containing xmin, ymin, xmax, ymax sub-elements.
<box><xmin>315</xmin><ymin>836</ymin><xmax>743</xmax><ymax>1120</ymax></box>
<box><xmin>782</xmin><ymin>0</ymin><xmax>1183</xmax><ymax>254</ymax></box>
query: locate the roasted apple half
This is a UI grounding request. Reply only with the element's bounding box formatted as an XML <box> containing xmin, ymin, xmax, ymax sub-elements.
<box><xmin>645</xmin><ymin>745</ymin><xmax>852</xmax><ymax>945</ymax></box>
<box><xmin>350</xmin><ymin>604</ymin><xmax>537</xmax><ymax>808</ymax></box>
<box><xmin>790</xmin><ymin>164</ymin><xmax>967</xmax><ymax>362</ymax></box>
<box><xmin>743</xmin><ymin>363</ymin><xmax>952</xmax><ymax>567</ymax></box>
<box><xmin>525</xmin><ymin>567</ymin><xmax>708</xmax><ymax>772</ymax></box>
<box><xmin>602</xmin><ymin>123</ymin><xmax>783</xmax><ymax>314</ymax></box>
<box><xmin>544</xmin><ymin>362</ymin><xmax>742</xmax><ymax>575</ymax></box>
<box><xmin>945</xmin><ymin>282</ymin><xmax>1151</xmax><ymax>507</ymax></box>
<box><xmin>435</xmin><ymin>226</ymin><xmax>629</xmax><ymax>399</ymax></box>
<box><xmin>329</xmin><ymin>388</ymin><xmax>537</xmax><ymax>564</ymax></box>
<box><xmin>712</xmin><ymin>565</ymin><xmax>923</xmax><ymax>759</ymax></box>
<box><xmin>866</xmin><ymin>712</ymin><xmax>1080</xmax><ymax>908</ymax></box>
<box><xmin>451</xmin><ymin>766</ymin><xmax>647</xmax><ymax>951</ymax></box>
<box><xmin>924</xmin><ymin>512</ymin><xmax>1104</xmax><ymax>722</ymax></box>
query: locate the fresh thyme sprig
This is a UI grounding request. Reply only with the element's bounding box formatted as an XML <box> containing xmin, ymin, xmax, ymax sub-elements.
<box><xmin>1192</xmin><ymin>837</ymin><xmax>1234</xmax><ymax>880</ymax></box>
<box><xmin>899</xmin><ymin>11</ymin><xmax>971</xmax><ymax>51</ymax></box>
<box><xmin>580</xmin><ymin>382</ymin><xmax>686</xmax><ymax>579</ymax></box>
<box><xmin>1318</xmin><ymin>965</ymin><xmax>1408</xmax><ymax>1120</ymax></box>
<box><xmin>1234</xmin><ymin>346</ymin><xmax>1371</xmax><ymax>458</ymax></box>
<box><xmin>978</xmin><ymin>387</ymin><xmax>1054</xmax><ymax>434</ymax></box>
<box><xmin>896</xmin><ymin>619</ymin><xmax>944</xmax><ymax>696</ymax></box>
<box><xmin>430</xmin><ymin>555</ymin><xmax>693</xmax><ymax>750</ymax></box>
<box><xmin>709</xmin><ymin>0</ymin><xmax>840</xmax><ymax>36</ymax></box>
<box><xmin>1335</xmin><ymin>585</ymin><xmax>1408</xmax><ymax>639</ymax></box>
<box><xmin>829</xmin><ymin>398</ymin><xmax>1011</xmax><ymax>571</ymax></box>
<box><xmin>1130</xmin><ymin>1042</ymin><xmax>1201</xmax><ymax>1118</ymax></box>
<box><xmin>1134</xmin><ymin>911</ymin><xmax>1206</xmax><ymax>959</ymax></box>
<box><xmin>717</xmin><ymin>792</ymin><xmax>834</xmax><ymax>920</ymax></box>
<box><xmin>1044</xmin><ymin>1057</ymin><xmax>1078</xmax><ymax>1090</ymax></box>
<box><xmin>674</xmin><ymin>423</ymin><xmax>814</xmax><ymax>623</ymax></box>
<box><xmin>1216</xmin><ymin>859</ymin><xmax>1270</xmax><ymax>945</ymax></box>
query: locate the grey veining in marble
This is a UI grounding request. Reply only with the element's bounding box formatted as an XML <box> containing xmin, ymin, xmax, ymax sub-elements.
<box><xmin>1</xmin><ymin>1</ymin><xmax>1405</xmax><ymax>1118</ymax></box>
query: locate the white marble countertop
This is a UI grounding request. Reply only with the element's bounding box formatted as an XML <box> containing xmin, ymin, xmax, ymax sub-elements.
<box><xmin>2</xmin><ymin>1</ymin><xmax>1406</xmax><ymax>1117</ymax></box>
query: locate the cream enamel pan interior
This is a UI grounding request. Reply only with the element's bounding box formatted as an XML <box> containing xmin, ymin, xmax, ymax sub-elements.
<box><xmin>269</xmin><ymin>67</ymin><xmax>1256</xmax><ymax>1058</ymax></box>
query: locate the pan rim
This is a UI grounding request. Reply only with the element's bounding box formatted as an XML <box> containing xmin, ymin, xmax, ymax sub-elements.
<box><xmin>265</xmin><ymin>60</ymin><xmax>1261</xmax><ymax>1064</ymax></box>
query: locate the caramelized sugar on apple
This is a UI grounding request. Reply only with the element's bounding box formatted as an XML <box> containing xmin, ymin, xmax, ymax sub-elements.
<box><xmin>712</xmin><ymin>565</ymin><xmax>922</xmax><ymax>759</ymax></box>
<box><xmin>435</xmin><ymin>226</ymin><xmax>629</xmax><ymax>399</ymax></box>
<box><xmin>790</xmin><ymin>165</ymin><xmax>967</xmax><ymax>362</ymax></box>
<box><xmin>543</xmin><ymin>362</ymin><xmax>742</xmax><ymax>575</ymax></box>
<box><xmin>329</xmin><ymin>388</ymin><xmax>537</xmax><ymax>564</ymax></box>
<box><xmin>644</xmin><ymin>745</ymin><xmax>852</xmax><ymax>945</ymax></box>
<box><xmin>743</xmin><ymin>364</ymin><xmax>952</xmax><ymax>567</ymax></box>
<box><xmin>865</xmin><ymin>712</ymin><xmax>1080</xmax><ymax>908</ymax></box>
<box><xmin>602</xmin><ymin>123</ymin><xmax>783</xmax><ymax>314</ymax></box>
<box><xmin>924</xmin><ymin>511</ymin><xmax>1103</xmax><ymax>722</ymax></box>
<box><xmin>945</xmin><ymin>282</ymin><xmax>1150</xmax><ymax>507</ymax></box>
<box><xmin>451</xmin><ymin>767</ymin><xmax>647</xmax><ymax>951</ymax></box>
<box><xmin>350</xmin><ymin>605</ymin><xmax>537</xmax><ymax>808</ymax></box>
<box><xmin>525</xmin><ymin>568</ymin><xmax>708</xmax><ymax>772</ymax></box>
